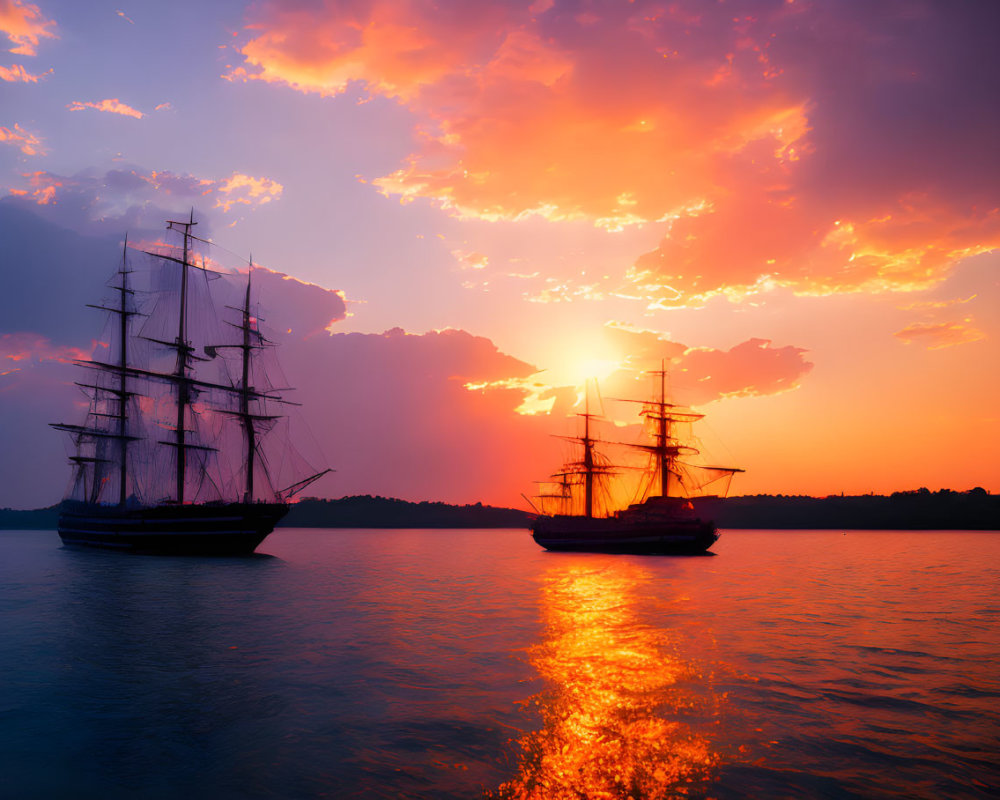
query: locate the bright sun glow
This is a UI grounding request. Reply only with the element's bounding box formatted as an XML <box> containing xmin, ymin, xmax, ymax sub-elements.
<box><xmin>570</xmin><ymin>357</ymin><xmax>622</xmax><ymax>383</ymax></box>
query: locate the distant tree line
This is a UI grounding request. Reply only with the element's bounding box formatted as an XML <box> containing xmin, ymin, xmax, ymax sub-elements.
<box><xmin>279</xmin><ymin>495</ymin><xmax>533</xmax><ymax>529</ymax></box>
<box><xmin>692</xmin><ymin>488</ymin><xmax>998</xmax><ymax>530</ymax></box>
<box><xmin>1</xmin><ymin>489</ymin><xmax>997</xmax><ymax>530</ymax></box>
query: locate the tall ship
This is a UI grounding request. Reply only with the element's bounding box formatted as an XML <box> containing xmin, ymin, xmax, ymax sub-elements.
<box><xmin>51</xmin><ymin>214</ymin><xmax>329</xmax><ymax>555</ymax></box>
<box><xmin>530</xmin><ymin>366</ymin><xmax>742</xmax><ymax>554</ymax></box>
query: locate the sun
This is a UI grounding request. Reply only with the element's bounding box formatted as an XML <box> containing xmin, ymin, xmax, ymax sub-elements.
<box><xmin>572</xmin><ymin>357</ymin><xmax>622</xmax><ymax>383</ymax></box>
<box><xmin>532</xmin><ymin>332</ymin><xmax>626</xmax><ymax>389</ymax></box>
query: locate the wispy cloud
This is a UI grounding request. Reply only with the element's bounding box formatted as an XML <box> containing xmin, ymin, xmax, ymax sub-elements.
<box><xmin>893</xmin><ymin>320</ymin><xmax>986</xmax><ymax>350</ymax></box>
<box><xmin>0</xmin><ymin>123</ymin><xmax>43</xmax><ymax>155</ymax></box>
<box><xmin>452</xmin><ymin>249</ymin><xmax>489</xmax><ymax>271</ymax></box>
<box><xmin>0</xmin><ymin>62</ymin><xmax>49</xmax><ymax>81</ymax></box>
<box><xmin>67</xmin><ymin>98</ymin><xmax>144</xmax><ymax>119</ymax></box>
<box><xmin>0</xmin><ymin>332</ymin><xmax>88</xmax><ymax>366</ymax></box>
<box><xmin>0</xmin><ymin>0</ymin><xmax>57</xmax><ymax>56</ymax></box>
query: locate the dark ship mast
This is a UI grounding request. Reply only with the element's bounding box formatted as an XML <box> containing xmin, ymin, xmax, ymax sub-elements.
<box><xmin>550</xmin><ymin>391</ymin><xmax>616</xmax><ymax>518</ymax></box>
<box><xmin>534</xmin><ymin>366</ymin><xmax>742</xmax><ymax>518</ymax></box>
<box><xmin>529</xmin><ymin>364</ymin><xmax>740</xmax><ymax>554</ymax></box>
<box><xmin>620</xmin><ymin>361</ymin><xmax>743</xmax><ymax>499</ymax></box>
<box><xmin>53</xmin><ymin>215</ymin><xmax>328</xmax><ymax>508</ymax></box>
<box><xmin>167</xmin><ymin>214</ymin><xmax>197</xmax><ymax>504</ymax></box>
<box><xmin>51</xmin><ymin>240</ymin><xmax>140</xmax><ymax>506</ymax></box>
<box><xmin>215</xmin><ymin>263</ymin><xmax>286</xmax><ymax>503</ymax></box>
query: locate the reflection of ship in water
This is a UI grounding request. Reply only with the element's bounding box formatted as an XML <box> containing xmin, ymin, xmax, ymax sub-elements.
<box><xmin>530</xmin><ymin>366</ymin><xmax>742</xmax><ymax>555</ymax></box>
<box><xmin>51</xmin><ymin>215</ymin><xmax>329</xmax><ymax>554</ymax></box>
<box><xmin>490</xmin><ymin>561</ymin><xmax>720</xmax><ymax>799</ymax></box>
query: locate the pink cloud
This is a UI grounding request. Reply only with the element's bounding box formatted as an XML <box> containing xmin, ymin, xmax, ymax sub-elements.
<box><xmin>0</xmin><ymin>332</ymin><xmax>88</xmax><ymax>365</ymax></box>
<box><xmin>0</xmin><ymin>123</ymin><xmax>42</xmax><ymax>155</ymax></box>
<box><xmin>67</xmin><ymin>98</ymin><xmax>144</xmax><ymax>119</ymax></box>
<box><xmin>0</xmin><ymin>0</ymin><xmax>56</xmax><ymax>56</ymax></box>
<box><xmin>674</xmin><ymin>338</ymin><xmax>814</xmax><ymax>405</ymax></box>
<box><xmin>595</xmin><ymin>325</ymin><xmax>813</xmax><ymax>409</ymax></box>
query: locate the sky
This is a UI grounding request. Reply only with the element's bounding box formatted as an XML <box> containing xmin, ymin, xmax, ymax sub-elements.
<box><xmin>1</xmin><ymin>0</ymin><xmax>998</xmax><ymax>509</ymax></box>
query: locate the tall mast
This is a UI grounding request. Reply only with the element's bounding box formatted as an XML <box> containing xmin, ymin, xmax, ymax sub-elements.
<box><xmin>583</xmin><ymin>394</ymin><xmax>594</xmax><ymax>518</ymax></box>
<box><xmin>168</xmin><ymin>211</ymin><xmax>195</xmax><ymax>503</ymax></box>
<box><xmin>633</xmin><ymin>360</ymin><xmax>703</xmax><ymax>498</ymax></box>
<box><xmin>52</xmin><ymin>240</ymin><xmax>141</xmax><ymax>504</ymax></box>
<box><xmin>657</xmin><ymin>362</ymin><xmax>670</xmax><ymax>497</ymax></box>
<box><xmin>551</xmin><ymin>382</ymin><xmax>615</xmax><ymax>518</ymax></box>
<box><xmin>241</xmin><ymin>267</ymin><xmax>256</xmax><ymax>503</ymax></box>
<box><xmin>644</xmin><ymin>359</ymin><xmax>677</xmax><ymax>498</ymax></box>
<box><xmin>116</xmin><ymin>237</ymin><xmax>131</xmax><ymax>506</ymax></box>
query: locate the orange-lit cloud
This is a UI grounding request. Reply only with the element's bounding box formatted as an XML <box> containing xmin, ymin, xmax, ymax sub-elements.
<box><xmin>0</xmin><ymin>123</ymin><xmax>42</xmax><ymax>155</ymax></box>
<box><xmin>0</xmin><ymin>0</ymin><xmax>56</xmax><ymax>56</ymax></box>
<box><xmin>590</xmin><ymin>325</ymin><xmax>813</xmax><ymax>409</ymax></box>
<box><xmin>214</xmin><ymin>172</ymin><xmax>283</xmax><ymax>212</ymax></box>
<box><xmin>0</xmin><ymin>62</ymin><xmax>48</xmax><ymax>81</ymax></box>
<box><xmin>893</xmin><ymin>319</ymin><xmax>986</xmax><ymax>350</ymax></box>
<box><xmin>227</xmin><ymin>0</ymin><xmax>513</xmax><ymax>101</ymax></box>
<box><xmin>67</xmin><ymin>98</ymin><xmax>144</xmax><ymax>119</ymax></box>
<box><xmin>231</xmin><ymin>1</ymin><xmax>1000</xmax><ymax>305</ymax></box>
<box><xmin>451</xmin><ymin>249</ymin><xmax>488</xmax><ymax>271</ymax></box>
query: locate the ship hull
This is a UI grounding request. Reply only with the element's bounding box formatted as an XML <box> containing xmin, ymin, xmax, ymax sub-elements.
<box><xmin>531</xmin><ymin>515</ymin><xmax>719</xmax><ymax>555</ymax></box>
<box><xmin>57</xmin><ymin>500</ymin><xmax>288</xmax><ymax>555</ymax></box>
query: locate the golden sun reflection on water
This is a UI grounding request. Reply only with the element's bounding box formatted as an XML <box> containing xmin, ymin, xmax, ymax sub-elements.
<box><xmin>492</xmin><ymin>560</ymin><xmax>720</xmax><ymax>799</ymax></box>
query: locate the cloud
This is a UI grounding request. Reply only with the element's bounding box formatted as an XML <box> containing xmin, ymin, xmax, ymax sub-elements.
<box><xmin>67</xmin><ymin>98</ymin><xmax>145</xmax><ymax>119</ymax></box>
<box><xmin>2</xmin><ymin>165</ymin><xmax>284</xmax><ymax>230</ymax></box>
<box><xmin>0</xmin><ymin>0</ymin><xmax>56</xmax><ymax>56</ymax></box>
<box><xmin>0</xmin><ymin>122</ymin><xmax>42</xmax><ymax>155</ymax></box>
<box><xmin>231</xmin><ymin>0</ymin><xmax>1000</xmax><ymax>305</ymax></box>
<box><xmin>214</xmin><ymin>173</ymin><xmax>283</xmax><ymax>212</ymax></box>
<box><xmin>277</xmin><ymin>325</ymin><xmax>559</xmax><ymax>505</ymax></box>
<box><xmin>595</xmin><ymin>325</ymin><xmax>814</xmax><ymax>409</ymax></box>
<box><xmin>227</xmin><ymin>0</ymin><xmax>514</xmax><ymax>101</ymax></box>
<box><xmin>893</xmin><ymin>319</ymin><xmax>986</xmax><ymax>350</ymax></box>
<box><xmin>0</xmin><ymin>62</ymin><xmax>48</xmax><ymax>81</ymax></box>
<box><xmin>451</xmin><ymin>249</ymin><xmax>488</xmax><ymax>271</ymax></box>
<box><xmin>673</xmin><ymin>338</ymin><xmax>814</xmax><ymax>405</ymax></box>
<box><xmin>0</xmin><ymin>331</ymin><xmax>88</xmax><ymax>365</ymax></box>
<box><xmin>249</xmin><ymin>268</ymin><xmax>347</xmax><ymax>336</ymax></box>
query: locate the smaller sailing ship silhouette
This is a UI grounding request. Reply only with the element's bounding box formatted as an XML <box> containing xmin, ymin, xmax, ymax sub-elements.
<box><xmin>530</xmin><ymin>365</ymin><xmax>743</xmax><ymax>554</ymax></box>
<box><xmin>51</xmin><ymin>214</ymin><xmax>330</xmax><ymax>554</ymax></box>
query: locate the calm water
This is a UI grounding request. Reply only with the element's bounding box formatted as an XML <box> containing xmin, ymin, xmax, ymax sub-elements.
<box><xmin>1</xmin><ymin>529</ymin><xmax>997</xmax><ymax>799</ymax></box>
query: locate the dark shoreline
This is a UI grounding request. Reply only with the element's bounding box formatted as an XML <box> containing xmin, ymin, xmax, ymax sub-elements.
<box><xmin>3</xmin><ymin>489</ymin><xmax>997</xmax><ymax>531</ymax></box>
